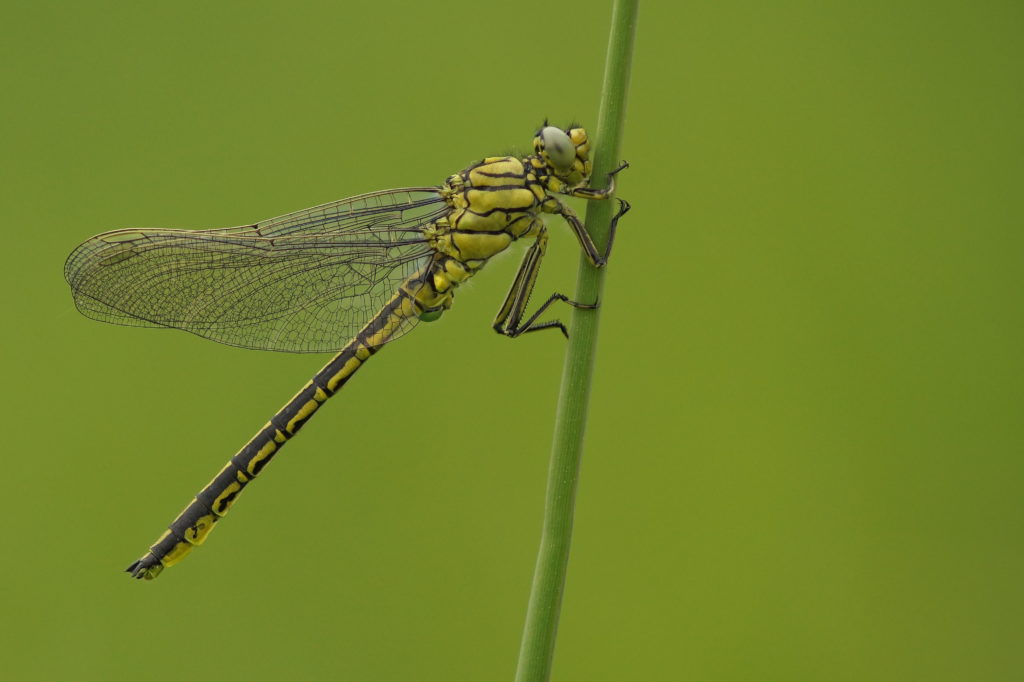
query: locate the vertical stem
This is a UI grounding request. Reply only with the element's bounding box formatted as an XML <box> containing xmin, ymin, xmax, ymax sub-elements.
<box><xmin>513</xmin><ymin>2</ymin><xmax>638</xmax><ymax>681</ymax></box>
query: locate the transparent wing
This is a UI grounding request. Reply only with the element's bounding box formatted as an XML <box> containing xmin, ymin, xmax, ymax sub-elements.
<box><xmin>65</xmin><ymin>188</ymin><xmax>447</xmax><ymax>352</ymax></box>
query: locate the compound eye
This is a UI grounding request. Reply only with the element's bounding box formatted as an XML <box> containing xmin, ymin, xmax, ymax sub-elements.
<box><xmin>540</xmin><ymin>126</ymin><xmax>575</xmax><ymax>170</ymax></box>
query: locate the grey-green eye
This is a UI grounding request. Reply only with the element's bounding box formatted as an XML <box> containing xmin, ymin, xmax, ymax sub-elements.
<box><xmin>540</xmin><ymin>126</ymin><xmax>575</xmax><ymax>169</ymax></box>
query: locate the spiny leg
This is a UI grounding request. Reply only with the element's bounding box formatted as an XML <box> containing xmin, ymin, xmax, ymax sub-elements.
<box><xmin>492</xmin><ymin>228</ymin><xmax>596</xmax><ymax>339</ymax></box>
<box><xmin>550</xmin><ymin>196</ymin><xmax>631</xmax><ymax>267</ymax></box>
<box><xmin>505</xmin><ymin>292</ymin><xmax>599</xmax><ymax>338</ymax></box>
<box><xmin>567</xmin><ymin>160</ymin><xmax>630</xmax><ymax>201</ymax></box>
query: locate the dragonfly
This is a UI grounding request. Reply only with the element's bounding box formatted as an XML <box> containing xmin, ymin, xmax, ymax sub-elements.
<box><xmin>65</xmin><ymin>124</ymin><xmax>629</xmax><ymax>580</ymax></box>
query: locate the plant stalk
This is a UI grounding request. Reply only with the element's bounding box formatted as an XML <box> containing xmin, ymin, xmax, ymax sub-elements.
<box><xmin>513</xmin><ymin>1</ymin><xmax>639</xmax><ymax>680</ymax></box>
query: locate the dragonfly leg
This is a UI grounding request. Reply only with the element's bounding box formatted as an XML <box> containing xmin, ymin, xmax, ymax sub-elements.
<box><xmin>550</xmin><ymin>196</ymin><xmax>631</xmax><ymax>267</ymax></box>
<box><xmin>567</xmin><ymin>160</ymin><xmax>630</xmax><ymax>201</ymax></box>
<box><xmin>502</xmin><ymin>292</ymin><xmax>600</xmax><ymax>339</ymax></box>
<box><xmin>492</xmin><ymin>227</ymin><xmax>597</xmax><ymax>339</ymax></box>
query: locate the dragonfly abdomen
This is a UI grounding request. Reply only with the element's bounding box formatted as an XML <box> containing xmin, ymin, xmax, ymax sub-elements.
<box><xmin>126</xmin><ymin>283</ymin><xmax>425</xmax><ymax>579</ymax></box>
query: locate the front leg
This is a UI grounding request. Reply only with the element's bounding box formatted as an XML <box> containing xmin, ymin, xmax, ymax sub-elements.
<box><xmin>567</xmin><ymin>160</ymin><xmax>630</xmax><ymax>200</ymax></box>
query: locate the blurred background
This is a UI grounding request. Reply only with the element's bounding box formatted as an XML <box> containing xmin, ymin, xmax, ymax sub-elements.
<box><xmin>1</xmin><ymin>1</ymin><xmax>1021</xmax><ymax>680</ymax></box>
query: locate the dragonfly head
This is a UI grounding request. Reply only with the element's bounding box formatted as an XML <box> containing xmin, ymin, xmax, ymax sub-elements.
<box><xmin>533</xmin><ymin>124</ymin><xmax>593</xmax><ymax>188</ymax></box>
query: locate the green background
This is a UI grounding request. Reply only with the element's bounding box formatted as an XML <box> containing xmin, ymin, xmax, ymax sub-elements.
<box><xmin>2</xmin><ymin>1</ymin><xmax>1021</xmax><ymax>680</ymax></box>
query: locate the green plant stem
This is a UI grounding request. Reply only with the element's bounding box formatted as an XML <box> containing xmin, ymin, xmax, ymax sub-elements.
<box><xmin>513</xmin><ymin>2</ymin><xmax>638</xmax><ymax>681</ymax></box>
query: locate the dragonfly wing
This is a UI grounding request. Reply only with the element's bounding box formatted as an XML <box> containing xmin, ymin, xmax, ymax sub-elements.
<box><xmin>65</xmin><ymin>188</ymin><xmax>446</xmax><ymax>352</ymax></box>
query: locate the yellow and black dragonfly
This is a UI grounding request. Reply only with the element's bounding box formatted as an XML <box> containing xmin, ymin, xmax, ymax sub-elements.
<box><xmin>66</xmin><ymin>125</ymin><xmax>628</xmax><ymax>579</ymax></box>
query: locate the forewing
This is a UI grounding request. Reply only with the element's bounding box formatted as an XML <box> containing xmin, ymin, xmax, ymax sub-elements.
<box><xmin>65</xmin><ymin>188</ymin><xmax>446</xmax><ymax>352</ymax></box>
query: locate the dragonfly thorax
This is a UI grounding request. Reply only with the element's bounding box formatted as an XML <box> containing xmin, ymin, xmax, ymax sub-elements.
<box><xmin>434</xmin><ymin>156</ymin><xmax>546</xmax><ymax>263</ymax></box>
